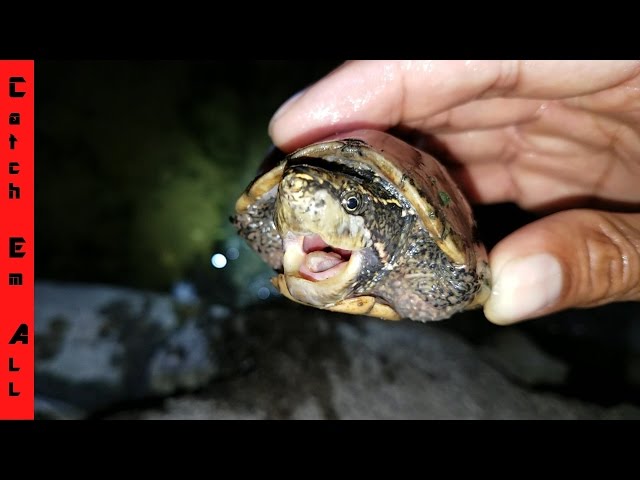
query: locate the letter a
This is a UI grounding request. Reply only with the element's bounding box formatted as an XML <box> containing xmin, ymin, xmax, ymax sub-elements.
<box><xmin>8</xmin><ymin>323</ymin><xmax>29</xmax><ymax>344</ymax></box>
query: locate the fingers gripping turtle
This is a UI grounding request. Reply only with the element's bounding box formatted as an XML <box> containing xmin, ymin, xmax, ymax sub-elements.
<box><xmin>232</xmin><ymin>130</ymin><xmax>490</xmax><ymax>322</ymax></box>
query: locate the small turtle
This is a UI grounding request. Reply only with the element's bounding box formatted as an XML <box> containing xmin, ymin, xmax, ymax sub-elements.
<box><xmin>232</xmin><ymin>129</ymin><xmax>490</xmax><ymax>321</ymax></box>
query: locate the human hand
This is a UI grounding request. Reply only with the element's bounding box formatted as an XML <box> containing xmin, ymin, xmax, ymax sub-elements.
<box><xmin>268</xmin><ymin>60</ymin><xmax>640</xmax><ymax>325</ymax></box>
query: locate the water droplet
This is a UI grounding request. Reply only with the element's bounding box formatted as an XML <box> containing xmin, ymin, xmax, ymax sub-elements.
<box><xmin>257</xmin><ymin>287</ymin><xmax>270</xmax><ymax>299</ymax></box>
<box><xmin>226</xmin><ymin>247</ymin><xmax>239</xmax><ymax>260</ymax></box>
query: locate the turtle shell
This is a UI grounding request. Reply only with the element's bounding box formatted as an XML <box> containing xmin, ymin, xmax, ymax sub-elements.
<box><xmin>234</xmin><ymin>129</ymin><xmax>490</xmax><ymax>320</ymax></box>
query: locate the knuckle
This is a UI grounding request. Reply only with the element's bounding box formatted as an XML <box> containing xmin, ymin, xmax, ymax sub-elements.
<box><xmin>482</xmin><ymin>60</ymin><xmax>522</xmax><ymax>98</ymax></box>
<box><xmin>581</xmin><ymin>212</ymin><xmax>640</xmax><ymax>306</ymax></box>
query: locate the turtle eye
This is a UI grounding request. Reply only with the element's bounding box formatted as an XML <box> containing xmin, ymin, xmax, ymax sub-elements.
<box><xmin>342</xmin><ymin>192</ymin><xmax>363</xmax><ymax>213</ymax></box>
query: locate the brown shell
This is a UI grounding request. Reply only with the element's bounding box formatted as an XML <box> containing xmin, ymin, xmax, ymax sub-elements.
<box><xmin>235</xmin><ymin>145</ymin><xmax>286</xmax><ymax>214</ymax></box>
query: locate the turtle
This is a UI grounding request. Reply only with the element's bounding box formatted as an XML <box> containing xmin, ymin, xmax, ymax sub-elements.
<box><xmin>232</xmin><ymin>129</ymin><xmax>490</xmax><ymax>322</ymax></box>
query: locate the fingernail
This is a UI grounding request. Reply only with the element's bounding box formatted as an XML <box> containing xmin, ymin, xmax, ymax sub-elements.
<box><xmin>270</xmin><ymin>88</ymin><xmax>307</xmax><ymax>126</ymax></box>
<box><xmin>484</xmin><ymin>253</ymin><xmax>563</xmax><ymax>325</ymax></box>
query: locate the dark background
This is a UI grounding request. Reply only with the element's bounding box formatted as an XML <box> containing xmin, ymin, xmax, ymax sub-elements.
<box><xmin>36</xmin><ymin>61</ymin><xmax>340</xmax><ymax>289</ymax></box>
<box><xmin>35</xmin><ymin>61</ymin><xmax>640</xmax><ymax>413</ymax></box>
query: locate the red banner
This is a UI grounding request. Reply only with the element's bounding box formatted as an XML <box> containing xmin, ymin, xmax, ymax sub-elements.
<box><xmin>0</xmin><ymin>60</ymin><xmax>34</xmax><ymax>420</ymax></box>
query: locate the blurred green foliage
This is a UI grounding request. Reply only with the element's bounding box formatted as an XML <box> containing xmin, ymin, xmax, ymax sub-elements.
<box><xmin>36</xmin><ymin>60</ymin><xmax>340</xmax><ymax>290</ymax></box>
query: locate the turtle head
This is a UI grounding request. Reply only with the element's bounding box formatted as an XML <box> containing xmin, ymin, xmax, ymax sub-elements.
<box><xmin>274</xmin><ymin>155</ymin><xmax>412</xmax><ymax>307</ymax></box>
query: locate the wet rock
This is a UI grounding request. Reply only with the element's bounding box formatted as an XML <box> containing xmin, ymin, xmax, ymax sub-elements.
<box><xmin>35</xmin><ymin>281</ymin><xmax>220</xmax><ymax>419</ymax></box>
<box><xmin>38</xmin><ymin>281</ymin><xmax>639</xmax><ymax>420</ymax></box>
<box><xmin>108</xmin><ymin>304</ymin><xmax>639</xmax><ymax>420</ymax></box>
<box><xmin>478</xmin><ymin>330</ymin><xmax>570</xmax><ymax>387</ymax></box>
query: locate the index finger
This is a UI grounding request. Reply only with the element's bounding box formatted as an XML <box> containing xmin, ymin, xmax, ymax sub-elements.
<box><xmin>268</xmin><ymin>60</ymin><xmax>640</xmax><ymax>151</ymax></box>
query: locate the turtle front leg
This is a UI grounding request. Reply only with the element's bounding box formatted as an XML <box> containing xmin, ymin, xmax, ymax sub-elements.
<box><xmin>373</xmin><ymin>224</ymin><xmax>484</xmax><ymax>322</ymax></box>
<box><xmin>231</xmin><ymin>189</ymin><xmax>283</xmax><ymax>271</ymax></box>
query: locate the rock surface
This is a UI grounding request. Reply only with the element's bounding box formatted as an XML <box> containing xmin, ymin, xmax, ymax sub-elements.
<box><xmin>109</xmin><ymin>310</ymin><xmax>640</xmax><ymax>420</ymax></box>
<box><xmin>35</xmin><ymin>281</ymin><xmax>222</xmax><ymax>419</ymax></box>
<box><xmin>478</xmin><ymin>330</ymin><xmax>570</xmax><ymax>387</ymax></box>
<box><xmin>35</xmin><ymin>281</ymin><xmax>640</xmax><ymax>420</ymax></box>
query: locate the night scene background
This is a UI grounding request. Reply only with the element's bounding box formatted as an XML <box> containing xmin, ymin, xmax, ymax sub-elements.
<box><xmin>34</xmin><ymin>61</ymin><xmax>640</xmax><ymax>419</ymax></box>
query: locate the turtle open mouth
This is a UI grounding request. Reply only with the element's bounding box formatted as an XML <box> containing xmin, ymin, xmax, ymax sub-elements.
<box><xmin>280</xmin><ymin>232</ymin><xmax>363</xmax><ymax>306</ymax></box>
<box><xmin>298</xmin><ymin>234</ymin><xmax>352</xmax><ymax>281</ymax></box>
<box><xmin>283</xmin><ymin>233</ymin><xmax>356</xmax><ymax>282</ymax></box>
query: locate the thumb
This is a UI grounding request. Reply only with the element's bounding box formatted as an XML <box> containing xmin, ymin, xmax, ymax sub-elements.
<box><xmin>483</xmin><ymin>210</ymin><xmax>640</xmax><ymax>325</ymax></box>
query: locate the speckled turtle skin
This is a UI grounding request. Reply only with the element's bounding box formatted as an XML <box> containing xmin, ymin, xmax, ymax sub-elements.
<box><xmin>233</xmin><ymin>129</ymin><xmax>490</xmax><ymax>322</ymax></box>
